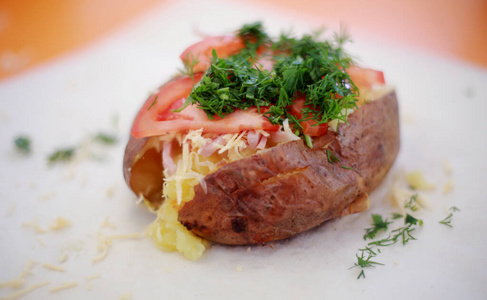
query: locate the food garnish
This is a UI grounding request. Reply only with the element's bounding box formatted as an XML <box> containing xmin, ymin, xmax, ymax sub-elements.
<box><xmin>351</xmin><ymin>247</ymin><xmax>383</xmax><ymax>279</ymax></box>
<box><xmin>47</xmin><ymin>148</ymin><xmax>76</xmax><ymax>165</ymax></box>
<box><xmin>439</xmin><ymin>206</ymin><xmax>460</xmax><ymax>228</ymax></box>
<box><xmin>179</xmin><ymin>22</ymin><xmax>358</xmax><ymax>138</ymax></box>
<box><xmin>352</xmin><ymin>194</ymin><xmax>425</xmax><ymax>279</ymax></box>
<box><xmin>93</xmin><ymin>132</ymin><xmax>118</xmax><ymax>145</ymax></box>
<box><xmin>363</xmin><ymin>214</ymin><xmax>392</xmax><ymax>240</ymax></box>
<box><xmin>14</xmin><ymin>135</ymin><xmax>31</xmax><ymax>153</ymax></box>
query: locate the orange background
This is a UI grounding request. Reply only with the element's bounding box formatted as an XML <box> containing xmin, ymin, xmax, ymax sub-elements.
<box><xmin>0</xmin><ymin>0</ymin><xmax>486</xmax><ymax>80</ymax></box>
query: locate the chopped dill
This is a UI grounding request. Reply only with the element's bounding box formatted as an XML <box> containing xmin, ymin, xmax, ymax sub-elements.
<box><xmin>350</xmin><ymin>247</ymin><xmax>384</xmax><ymax>279</ymax></box>
<box><xmin>439</xmin><ymin>206</ymin><xmax>460</xmax><ymax>227</ymax></box>
<box><xmin>14</xmin><ymin>136</ymin><xmax>31</xmax><ymax>153</ymax></box>
<box><xmin>404</xmin><ymin>193</ymin><xmax>422</xmax><ymax>211</ymax></box>
<box><xmin>185</xmin><ymin>22</ymin><xmax>358</xmax><ymax>138</ymax></box>
<box><xmin>326</xmin><ymin>149</ymin><xmax>340</xmax><ymax>164</ymax></box>
<box><xmin>47</xmin><ymin>148</ymin><xmax>75</xmax><ymax>165</ymax></box>
<box><xmin>363</xmin><ymin>214</ymin><xmax>392</xmax><ymax>240</ymax></box>
<box><xmin>93</xmin><ymin>132</ymin><xmax>118</xmax><ymax>145</ymax></box>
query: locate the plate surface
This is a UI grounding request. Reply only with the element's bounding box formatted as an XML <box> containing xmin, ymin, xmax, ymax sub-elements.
<box><xmin>1</xmin><ymin>0</ymin><xmax>486</xmax><ymax>299</ymax></box>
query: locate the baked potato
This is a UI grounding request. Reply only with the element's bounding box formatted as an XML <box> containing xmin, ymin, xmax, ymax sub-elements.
<box><xmin>123</xmin><ymin>23</ymin><xmax>399</xmax><ymax>257</ymax></box>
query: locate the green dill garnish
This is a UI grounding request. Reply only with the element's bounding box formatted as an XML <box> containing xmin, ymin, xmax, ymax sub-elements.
<box><xmin>47</xmin><ymin>148</ymin><xmax>75</xmax><ymax>165</ymax></box>
<box><xmin>368</xmin><ymin>213</ymin><xmax>423</xmax><ymax>247</ymax></box>
<box><xmin>14</xmin><ymin>136</ymin><xmax>31</xmax><ymax>153</ymax></box>
<box><xmin>341</xmin><ymin>165</ymin><xmax>354</xmax><ymax>170</ymax></box>
<box><xmin>350</xmin><ymin>247</ymin><xmax>384</xmax><ymax>279</ymax></box>
<box><xmin>184</xmin><ymin>23</ymin><xmax>357</xmax><ymax>139</ymax></box>
<box><xmin>326</xmin><ymin>149</ymin><xmax>340</xmax><ymax>164</ymax></box>
<box><xmin>93</xmin><ymin>132</ymin><xmax>117</xmax><ymax>145</ymax></box>
<box><xmin>363</xmin><ymin>214</ymin><xmax>392</xmax><ymax>240</ymax></box>
<box><xmin>147</xmin><ymin>95</ymin><xmax>159</xmax><ymax>111</ymax></box>
<box><xmin>439</xmin><ymin>206</ymin><xmax>460</xmax><ymax>227</ymax></box>
<box><xmin>179</xmin><ymin>53</ymin><xmax>200</xmax><ymax>80</ymax></box>
<box><xmin>237</xmin><ymin>21</ymin><xmax>269</xmax><ymax>57</ymax></box>
<box><xmin>392</xmin><ymin>213</ymin><xmax>404</xmax><ymax>219</ymax></box>
<box><xmin>404</xmin><ymin>193</ymin><xmax>422</xmax><ymax>211</ymax></box>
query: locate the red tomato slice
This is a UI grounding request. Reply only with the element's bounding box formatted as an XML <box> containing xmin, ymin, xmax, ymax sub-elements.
<box><xmin>289</xmin><ymin>97</ymin><xmax>328</xmax><ymax>137</ymax></box>
<box><xmin>180</xmin><ymin>35</ymin><xmax>245</xmax><ymax>73</ymax></box>
<box><xmin>347</xmin><ymin>65</ymin><xmax>385</xmax><ymax>89</ymax></box>
<box><xmin>131</xmin><ymin>74</ymin><xmax>279</xmax><ymax>139</ymax></box>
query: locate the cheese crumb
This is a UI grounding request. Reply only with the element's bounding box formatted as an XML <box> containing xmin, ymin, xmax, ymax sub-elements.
<box><xmin>106</xmin><ymin>185</ymin><xmax>117</xmax><ymax>198</ymax></box>
<box><xmin>85</xmin><ymin>274</ymin><xmax>100</xmax><ymax>281</ymax></box>
<box><xmin>58</xmin><ymin>252</ymin><xmax>68</xmax><ymax>263</ymax></box>
<box><xmin>22</xmin><ymin>217</ymin><xmax>70</xmax><ymax>233</ymax></box>
<box><xmin>0</xmin><ymin>278</ymin><xmax>25</xmax><ymax>289</ymax></box>
<box><xmin>35</xmin><ymin>237</ymin><xmax>46</xmax><ymax>247</ymax></box>
<box><xmin>443</xmin><ymin>159</ymin><xmax>453</xmax><ymax>176</ymax></box>
<box><xmin>92</xmin><ymin>233</ymin><xmax>140</xmax><ymax>263</ymax></box>
<box><xmin>119</xmin><ymin>291</ymin><xmax>132</xmax><ymax>300</ymax></box>
<box><xmin>1</xmin><ymin>281</ymin><xmax>50</xmax><ymax>300</ymax></box>
<box><xmin>405</xmin><ymin>170</ymin><xmax>436</xmax><ymax>190</ymax></box>
<box><xmin>0</xmin><ymin>260</ymin><xmax>36</xmax><ymax>290</ymax></box>
<box><xmin>38</xmin><ymin>191</ymin><xmax>56</xmax><ymax>201</ymax></box>
<box><xmin>6</xmin><ymin>203</ymin><xmax>16</xmax><ymax>217</ymax></box>
<box><xmin>42</xmin><ymin>263</ymin><xmax>65</xmax><ymax>272</ymax></box>
<box><xmin>49</xmin><ymin>282</ymin><xmax>78</xmax><ymax>293</ymax></box>
<box><xmin>236</xmin><ymin>266</ymin><xmax>243</xmax><ymax>272</ymax></box>
<box><xmin>443</xmin><ymin>179</ymin><xmax>454</xmax><ymax>195</ymax></box>
<box><xmin>48</xmin><ymin>217</ymin><xmax>71</xmax><ymax>231</ymax></box>
<box><xmin>22</xmin><ymin>218</ymin><xmax>45</xmax><ymax>233</ymax></box>
<box><xmin>101</xmin><ymin>217</ymin><xmax>117</xmax><ymax>230</ymax></box>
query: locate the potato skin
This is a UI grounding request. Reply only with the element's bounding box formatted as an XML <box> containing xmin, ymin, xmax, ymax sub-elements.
<box><xmin>123</xmin><ymin>136</ymin><xmax>164</xmax><ymax>209</ymax></box>
<box><xmin>178</xmin><ymin>91</ymin><xmax>399</xmax><ymax>245</ymax></box>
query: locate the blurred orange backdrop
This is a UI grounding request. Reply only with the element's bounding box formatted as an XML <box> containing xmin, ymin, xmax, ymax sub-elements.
<box><xmin>0</xmin><ymin>0</ymin><xmax>486</xmax><ymax>80</ymax></box>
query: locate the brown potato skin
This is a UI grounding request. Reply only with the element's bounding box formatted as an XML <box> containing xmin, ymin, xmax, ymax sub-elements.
<box><xmin>123</xmin><ymin>136</ymin><xmax>164</xmax><ymax>209</ymax></box>
<box><xmin>178</xmin><ymin>91</ymin><xmax>399</xmax><ymax>245</ymax></box>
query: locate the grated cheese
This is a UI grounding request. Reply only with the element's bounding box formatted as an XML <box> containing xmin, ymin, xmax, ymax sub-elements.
<box><xmin>0</xmin><ymin>278</ymin><xmax>25</xmax><ymax>289</ymax></box>
<box><xmin>119</xmin><ymin>291</ymin><xmax>132</xmax><ymax>300</ymax></box>
<box><xmin>443</xmin><ymin>159</ymin><xmax>453</xmax><ymax>176</ymax></box>
<box><xmin>22</xmin><ymin>218</ymin><xmax>45</xmax><ymax>233</ymax></box>
<box><xmin>49</xmin><ymin>282</ymin><xmax>78</xmax><ymax>293</ymax></box>
<box><xmin>23</xmin><ymin>217</ymin><xmax>70</xmax><ymax>233</ymax></box>
<box><xmin>0</xmin><ymin>260</ymin><xmax>36</xmax><ymax>290</ymax></box>
<box><xmin>92</xmin><ymin>233</ymin><xmax>140</xmax><ymax>263</ymax></box>
<box><xmin>101</xmin><ymin>217</ymin><xmax>117</xmax><ymax>230</ymax></box>
<box><xmin>5</xmin><ymin>203</ymin><xmax>16</xmax><ymax>217</ymax></box>
<box><xmin>405</xmin><ymin>170</ymin><xmax>436</xmax><ymax>190</ymax></box>
<box><xmin>42</xmin><ymin>263</ymin><xmax>65</xmax><ymax>272</ymax></box>
<box><xmin>106</xmin><ymin>185</ymin><xmax>117</xmax><ymax>198</ymax></box>
<box><xmin>35</xmin><ymin>237</ymin><xmax>46</xmax><ymax>247</ymax></box>
<box><xmin>48</xmin><ymin>217</ymin><xmax>71</xmax><ymax>230</ymax></box>
<box><xmin>443</xmin><ymin>179</ymin><xmax>454</xmax><ymax>195</ymax></box>
<box><xmin>235</xmin><ymin>266</ymin><xmax>243</xmax><ymax>272</ymax></box>
<box><xmin>38</xmin><ymin>191</ymin><xmax>56</xmax><ymax>201</ymax></box>
<box><xmin>1</xmin><ymin>281</ymin><xmax>50</xmax><ymax>300</ymax></box>
<box><xmin>216</xmin><ymin>132</ymin><xmax>247</xmax><ymax>155</ymax></box>
<box><xmin>85</xmin><ymin>274</ymin><xmax>100</xmax><ymax>281</ymax></box>
<box><xmin>58</xmin><ymin>251</ymin><xmax>68</xmax><ymax>263</ymax></box>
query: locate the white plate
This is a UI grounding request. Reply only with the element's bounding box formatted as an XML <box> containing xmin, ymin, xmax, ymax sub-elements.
<box><xmin>1</xmin><ymin>0</ymin><xmax>486</xmax><ymax>299</ymax></box>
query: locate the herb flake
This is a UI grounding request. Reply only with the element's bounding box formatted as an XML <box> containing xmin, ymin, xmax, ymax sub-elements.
<box><xmin>47</xmin><ymin>148</ymin><xmax>76</xmax><ymax>165</ymax></box>
<box><xmin>14</xmin><ymin>136</ymin><xmax>31</xmax><ymax>153</ymax></box>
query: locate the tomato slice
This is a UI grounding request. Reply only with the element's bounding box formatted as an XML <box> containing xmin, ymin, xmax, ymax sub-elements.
<box><xmin>180</xmin><ymin>35</ymin><xmax>245</xmax><ymax>73</ymax></box>
<box><xmin>131</xmin><ymin>74</ymin><xmax>279</xmax><ymax>139</ymax></box>
<box><xmin>347</xmin><ymin>65</ymin><xmax>385</xmax><ymax>89</ymax></box>
<box><xmin>289</xmin><ymin>97</ymin><xmax>328</xmax><ymax>137</ymax></box>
